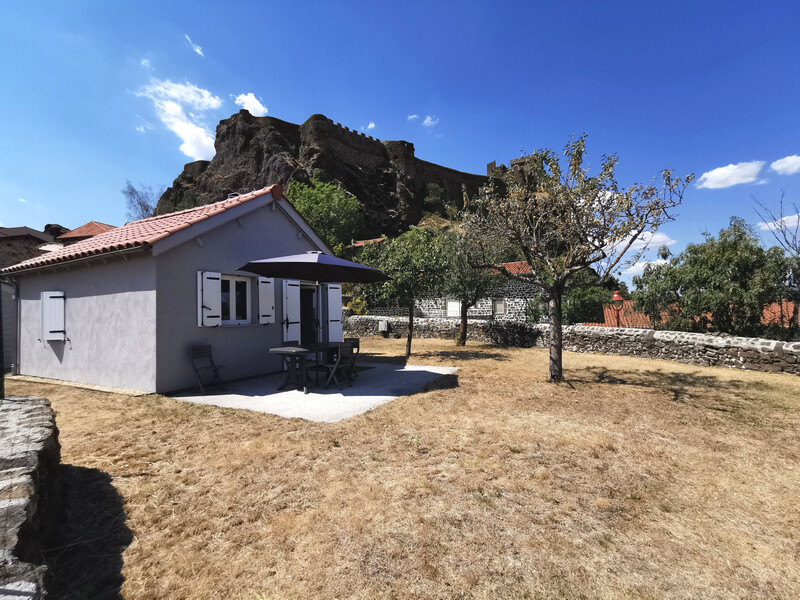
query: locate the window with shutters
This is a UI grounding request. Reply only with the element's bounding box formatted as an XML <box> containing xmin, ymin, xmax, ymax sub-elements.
<box><xmin>492</xmin><ymin>299</ymin><xmax>506</xmax><ymax>315</ymax></box>
<box><xmin>198</xmin><ymin>271</ymin><xmax>274</xmax><ymax>327</ymax></box>
<box><xmin>221</xmin><ymin>275</ymin><xmax>251</xmax><ymax>325</ymax></box>
<box><xmin>41</xmin><ymin>291</ymin><xmax>66</xmax><ymax>341</ymax></box>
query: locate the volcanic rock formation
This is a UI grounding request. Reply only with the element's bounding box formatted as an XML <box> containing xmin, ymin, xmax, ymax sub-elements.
<box><xmin>157</xmin><ymin>111</ymin><xmax>487</xmax><ymax>235</ymax></box>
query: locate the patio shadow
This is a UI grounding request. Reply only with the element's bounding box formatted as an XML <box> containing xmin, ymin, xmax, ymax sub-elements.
<box><xmin>44</xmin><ymin>465</ymin><xmax>132</xmax><ymax>599</ymax></box>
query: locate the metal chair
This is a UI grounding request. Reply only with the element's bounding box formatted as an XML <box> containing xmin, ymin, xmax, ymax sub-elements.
<box><xmin>189</xmin><ymin>345</ymin><xmax>223</xmax><ymax>393</ymax></box>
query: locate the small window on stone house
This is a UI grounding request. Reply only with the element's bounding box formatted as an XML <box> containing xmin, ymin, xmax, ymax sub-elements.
<box><xmin>492</xmin><ymin>299</ymin><xmax>506</xmax><ymax>315</ymax></box>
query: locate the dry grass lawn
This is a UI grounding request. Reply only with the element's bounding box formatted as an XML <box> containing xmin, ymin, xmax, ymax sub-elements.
<box><xmin>8</xmin><ymin>338</ymin><xmax>800</xmax><ymax>599</ymax></box>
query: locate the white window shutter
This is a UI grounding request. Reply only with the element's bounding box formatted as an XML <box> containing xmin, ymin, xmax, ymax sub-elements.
<box><xmin>258</xmin><ymin>277</ymin><xmax>275</xmax><ymax>324</ymax></box>
<box><xmin>197</xmin><ymin>271</ymin><xmax>222</xmax><ymax>327</ymax></box>
<box><xmin>41</xmin><ymin>291</ymin><xmax>65</xmax><ymax>341</ymax></box>
<box><xmin>282</xmin><ymin>280</ymin><xmax>301</xmax><ymax>342</ymax></box>
<box><xmin>326</xmin><ymin>284</ymin><xmax>343</xmax><ymax>342</ymax></box>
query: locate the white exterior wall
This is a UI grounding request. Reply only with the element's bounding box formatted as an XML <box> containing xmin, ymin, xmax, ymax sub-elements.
<box><xmin>153</xmin><ymin>201</ymin><xmax>328</xmax><ymax>392</ymax></box>
<box><xmin>16</xmin><ymin>253</ymin><xmax>158</xmax><ymax>391</ymax></box>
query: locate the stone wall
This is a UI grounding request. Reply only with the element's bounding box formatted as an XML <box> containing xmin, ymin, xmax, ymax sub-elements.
<box><xmin>344</xmin><ymin>315</ymin><xmax>800</xmax><ymax>375</ymax></box>
<box><xmin>1</xmin><ymin>396</ymin><xmax>60</xmax><ymax>598</ymax></box>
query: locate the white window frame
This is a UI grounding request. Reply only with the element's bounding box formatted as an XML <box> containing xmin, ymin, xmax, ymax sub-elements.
<box><xmin>220</xmin><ymin>274</ymin><xmax>252</xmax><ymax>325</ymax></box>
<box><xmin>446</xmin><ymin>299</ymin><xmax>460</xmax><ymax>317</ymax></box>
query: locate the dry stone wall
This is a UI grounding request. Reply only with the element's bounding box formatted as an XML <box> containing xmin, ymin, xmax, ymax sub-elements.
<box><xmin>0</xmin><ymin>396</ymin><xmax>60</xmax><ymax>599</ymax></box>
<box><xmin>344</xmin><ymin>315</ymin><xmax>800</xmax><ymax>375</ymax></box>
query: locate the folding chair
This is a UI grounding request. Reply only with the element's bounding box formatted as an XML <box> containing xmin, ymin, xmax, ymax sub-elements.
<box><xmin>189</xmin><ymin>345</ymin><xmax>223</xmax><ymax>393</ymax></box>
<box><xmin>316</xmin><ymin>342</ymin><xmax>355</xmax><ymax>389</ymax></box>
<box><xmin>343</xmin><ymin>337</ymin><xmax>361</xmax><ymax>379</ymax></box>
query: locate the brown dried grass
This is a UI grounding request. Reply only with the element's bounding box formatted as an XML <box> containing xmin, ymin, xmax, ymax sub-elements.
<box><xmin>9</xmin><ymin>339</ymin><xmax>800</xmax><ymax>599</ymax></box>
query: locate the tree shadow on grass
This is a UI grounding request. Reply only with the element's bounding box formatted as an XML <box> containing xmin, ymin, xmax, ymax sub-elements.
<box><xmin>360</xmin><ymin>348</ymin><xmax>507</xmax><ymax>365</ymax></box>
<box><xmin>568</xmin><ymin>366</ymin><xmax>778</xmax><ymax>422</ymax></box>
<box><xmin>44</xmin><ymin>465</ymin><xmax>132</xmax><ymax>599</ymax></box>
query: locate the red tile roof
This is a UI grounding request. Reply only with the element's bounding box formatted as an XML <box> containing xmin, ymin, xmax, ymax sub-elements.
<box><xmin>499</xmin><ymin>260</ymin><xmax>532</xmax><ymax>275</ymax></box>
<box><xmin>347</xmin><ymin>237</ymin><xmax>386</xmax><ymax>248</ymax></box>
<box><xmin>57</xmin><ymin>221</ymin><xmax>117</xmax><ymax>240</ymax></box>
<box><xmin>3</xmin><ymin>185</ymin><xmax>282</xmax><ymax>273</ymax></box>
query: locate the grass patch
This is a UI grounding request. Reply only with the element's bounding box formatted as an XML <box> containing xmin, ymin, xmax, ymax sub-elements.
<box><xmin>8</xmin><ymin>338</ymin><xmax>800</xmax><ymax>599</ymax></box>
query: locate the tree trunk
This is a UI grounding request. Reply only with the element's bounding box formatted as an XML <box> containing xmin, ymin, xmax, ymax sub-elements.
<box><xmin>405</xmin><ymin>301</ymin><xmax>414</xmax><ymax>359</ymax></box>
<box><xmin>458</xmin><ymin>300</ymin><xmax>469</xmax><ymax>346</ymax></box>
<box><xmin>548</xmin><ymin>285</ymin><xmax>564</xmax><ymax>383</ymax></box>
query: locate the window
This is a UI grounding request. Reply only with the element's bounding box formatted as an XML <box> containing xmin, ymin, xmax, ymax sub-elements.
<box><xmin>446</xmin><ymin>300</ymin><xmax>460</xmax><ymax>317</ymax></box>
<box><xmin>41</xmin><ymin>291</ymin><xmax>66</xmax><ymax>341</ymax></box>
<box><xmin>221</xmin><ymin>275</ymin><xmax>251</xmax><ymax>324</ymax></box>
<box><xmin>492</xmin><ymin>299</ymin><xmax>506</xmax><ymax>315</ymax></box>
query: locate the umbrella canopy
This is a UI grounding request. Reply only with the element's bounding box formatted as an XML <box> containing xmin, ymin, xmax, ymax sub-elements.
<box><xmin>238</xmin><ymin>251</ymin><xmax>388</xmax><ymax>283</ymax></box>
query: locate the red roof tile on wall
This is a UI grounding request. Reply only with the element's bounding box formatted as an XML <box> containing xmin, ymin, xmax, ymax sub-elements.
<box><xmin>3</xmin><ymin>185</ymin><xmax>282</xmax><ymax>273</ymax></box>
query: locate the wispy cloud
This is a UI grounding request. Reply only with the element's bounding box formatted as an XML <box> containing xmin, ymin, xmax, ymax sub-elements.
<box><xmin>185</xmin><ymin>34</ymin><xmax>204</xmax><ymax>57</ymax></box>
<box><xmin>422</xmin><ymin>115</ymin><xmax>439</xmax><ymax>127</ymax></box>
<box><xmin>758</xmin><ymin>212</ymin><xmax>800</xmax><ymax>232</ymax></box>
<box><xmin>770</xmin><ymin>154</ymin><xmax>800</xmax><ymax>176</ymax></box>
<box><xmin>140</xmin><ymin>58</ymin><xmax>152</xmax><ymax>69</ymax></box>
<box><xmin>18</xmin><ymin>198</ymin><xmax>26</xmax><ymax>203</ymax></box>
<box><xmin>233</xmin><ymin>92</ymin><xmax>267</xmax><ymax>116</ymax></box>
<box><xmin>137</xmin><ymin>79</ymin><xmax>221</xmax><ymax>160</ymax></box>
<box><xmin>360</xmin><ymin>121</ymin><xmax>375</xmax><ymax>132</ymax></box>
<box><xmin>616</xmin><ymin>231</ymin><xmax>676</xmax><ymax>252</ymax></box>
<box><xmin>697</xmin><ymin>161</ymin><xmax>765</xmax><ymax>189</ymax></box>
<box><xmin>134</xmin><ymin>114</ymin><xmax>155</xmax><ymax>133</ymax></box>
<box><xmin>623</xmin><ymin>258</ymin><xmax>670</xmax><ymax>278</ymax></box>
<box><xmin>407</xmin><ymin>114</ymin><xmax>419</xmax><ymax>121</ymax></box>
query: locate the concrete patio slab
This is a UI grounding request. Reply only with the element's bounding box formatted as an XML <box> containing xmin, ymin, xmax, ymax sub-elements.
<box><xmin>171</xmin><ymin>362</ymin><xmax>458</xmax><ymax>422</ymax></box>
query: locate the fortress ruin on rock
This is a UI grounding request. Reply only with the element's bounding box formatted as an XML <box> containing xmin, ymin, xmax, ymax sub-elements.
<box><xmin>157</xmin><ymin>111</ymin><xmax>489</xmax><ymax>235</ymax></box>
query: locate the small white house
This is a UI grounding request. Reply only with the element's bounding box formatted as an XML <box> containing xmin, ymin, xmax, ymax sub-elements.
<box><xmin>2</xmin><ymin>185</ymin><xmax>344</xmax><ymax>393</ymax></box>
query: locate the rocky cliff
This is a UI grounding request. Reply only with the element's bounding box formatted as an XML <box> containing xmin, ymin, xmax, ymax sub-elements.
<box><xmin>157</xmin><ymin>111</ymin><xmax>487</xmax><ymax>235</ymax></box>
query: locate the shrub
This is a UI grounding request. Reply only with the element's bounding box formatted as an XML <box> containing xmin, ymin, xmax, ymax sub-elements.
<box><xmin>487</xmin><ymin>321</ymin><xmax>542</xmax><ymax>347</ymax></box>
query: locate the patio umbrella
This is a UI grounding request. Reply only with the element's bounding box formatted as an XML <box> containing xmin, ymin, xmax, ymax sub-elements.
<box><xmin>238</xmin><ymin>251</ymin><xmax>388</xmax><ymax>283</ymax></box>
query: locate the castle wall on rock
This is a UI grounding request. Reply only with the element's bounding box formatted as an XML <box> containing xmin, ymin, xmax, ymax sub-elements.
<box><xmin>157</xmin><ymin>112</ymin><xmax>487</xmax><ymax>234</ymax></box>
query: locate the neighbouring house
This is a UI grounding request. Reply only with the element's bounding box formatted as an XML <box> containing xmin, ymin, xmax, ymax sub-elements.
<box><xmin>415</xmin><ymin>261</ymin><xmax>539</xmax><ymax>322</ymax></box>
<box><xmin>56</xmin><ymin>220</ymin><xmax>117</xmax><ymax>244</ymax></box>
<box><xmin>2</xmin><ymin>185</ymin><xmax>345</xmax><ymax>393</ymax></box>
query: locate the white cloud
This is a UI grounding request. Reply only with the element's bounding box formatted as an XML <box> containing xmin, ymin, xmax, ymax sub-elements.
<box><xmin>622</xmin><ymin>258</ymin><xmax>669</xmax><ymax>278</ymax></box>
<box><xmin>185</xmin><ymin>34</ymin><xmax>204</xmax><ymax>57</ymax></box>
<box><xmin>407</xmin><ymin>114</ymin><xmax>419</xmax><ymax>121</ymax></box>
<box><xmin>770</xmin><ymin>155</ymin><xmax>800</xmax><ymax>176</ymax></box>
<box><xmin>422</xmin><ymin>115</ymin><xmax>439</xmax><ymax>127</ymax></box>
<box><xmin>758</xmin><ymin>212</ymin><xmax>800</xmax><ymax>232</ymax></box>
<box><xmin>18</xmin><ymin>198</ymin><xmax>26</xmax><ymax>203</ymax></box>
<box><xmin>622</xmin><ymin>231</ymin><xmax>676</xmax><ymax>252</ymax></box>
<box><xmin>140</xmin><ymin>58</ymin><xmax>152</xmax><ymax>69</ymax></box>
<box><xmin>137</xmin><ymin>79</ymin><xmax>222</xmax><ymax>160</ymax></box>
<box><xmin>233</xmin><ymin>92</ymin><xmax>267</xmax><ymax>116</ymax></box>
<box><xmin>697</xmin><ymin>161</ymin><xmax>765</xmax><ymax>189</ymax></box>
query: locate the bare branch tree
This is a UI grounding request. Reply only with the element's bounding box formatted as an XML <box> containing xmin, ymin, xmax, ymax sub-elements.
<box><xmin>466</xmin><ymin>135</ymin><xmax>693</xmax><ymax>382</ymax></box>
<box><xmin>122</xmin><ymin>180</ymin><xmax>163</xmax><ymax>221</ymax></box>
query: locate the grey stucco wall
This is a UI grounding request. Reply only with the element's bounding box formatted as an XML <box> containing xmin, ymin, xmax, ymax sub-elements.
<box><xmin>16</xmin><ymin>254</ymin><xmax>158</xmax><ymax>391</ymax></box>
<box><xmin>154</xmin><ymin>202</ymin><xmax>325</xmax><ymax>392</ymax></box>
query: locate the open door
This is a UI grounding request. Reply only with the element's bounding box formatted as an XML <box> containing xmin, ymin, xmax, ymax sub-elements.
<box><xmin>282</xmin><ymin>280</ymin><xmax>301</xmax><ymax>343</ymax></box>
<box><xmin>326</xmin><ymin>283</ymin><xmax>343</xmax><ymax>342</ymax></box>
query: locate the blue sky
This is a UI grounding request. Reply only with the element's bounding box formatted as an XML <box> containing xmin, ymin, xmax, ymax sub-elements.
<box><xmin>2</xmin><ymin>0</ymin><xmax>799</xmax><ymax>280</ymax></box>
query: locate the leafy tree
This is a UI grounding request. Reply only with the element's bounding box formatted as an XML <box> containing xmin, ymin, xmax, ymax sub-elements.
<box><xmin>423</xmin><ymin>183</ymin><xmax>449</xmax><ymax>217</ymax></box>
<box><xmin>359</xmin><ymin>227</ymin><xmax>448</xmax><ymax>358</ymax></box>
<box><xmin>287</xmin><ymin>176</ymin><xmax>365</xmax><ymax>254</ymax></box>
<box><xmin>465</xmin><ymin>135</ymin><xmax>692</xmax><ymax>382</ymax></box>
<box><xmin>123</xmin><ymin>180</ymin><xmax>162</xmax><ymax>221</ymax></box>
<box><xmin>563</xmin><ymin>272</ymin><xmax>629</xmax><ymax>325</ymax></box>
<box><xmin>755</xmin><ymin>192</ymin><xmax>800</xmax><ymax>333</ymax></box>
<box><xmin>439</xmin><ymin>230</ymin><xmax>498</xmax><ymax>346</ymax></box>
<box><xmin>634</xmin><ymin>218</ymin><xmax>787</xmax><ymax>336</ymax></box>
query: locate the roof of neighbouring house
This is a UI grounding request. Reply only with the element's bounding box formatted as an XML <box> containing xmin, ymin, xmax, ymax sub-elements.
<box><xmin>499</xmin><ymin>260</ymin><xmax>532</xmax><ymax>275</ymax></box>
<box><xmin>3</xmin><ymin>185</ymin><xmax>283</xmax><ymax>274</ymax></box>
<box><xmin>0</xmin><ymin>226</ymin><xmax>54</xmax><ymax>243</ymax></box>
<box><xmin>57</xmin><ymin>221</ymin><xmax>117</xmax><ymax>240</ymax></box>
<box><xmin>347</xmin><ymin>237</ymin><xmax>386</xmax><ymax>248</ymax></box>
